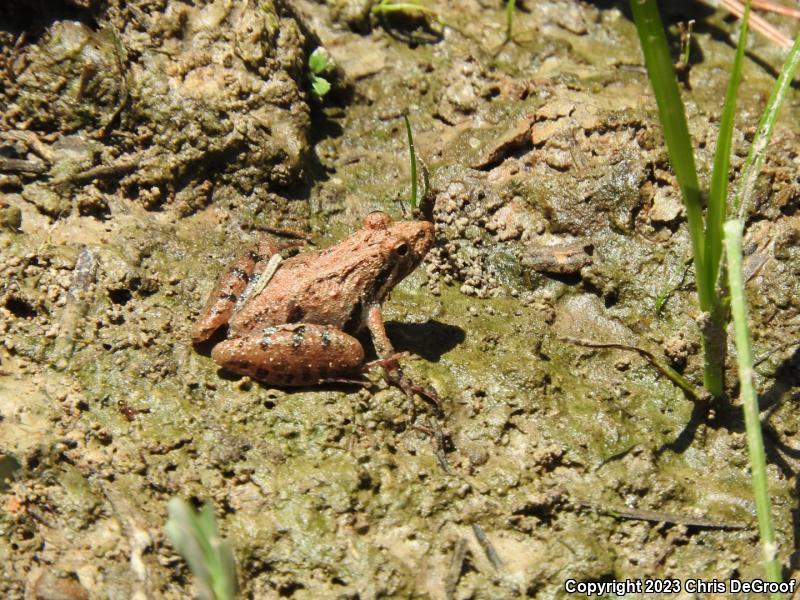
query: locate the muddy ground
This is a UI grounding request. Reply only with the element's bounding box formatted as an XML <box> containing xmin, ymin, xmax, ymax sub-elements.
<box><xmin>2</xmin><ymin>0</ymin><xmax>800</xmax><ymax>598</ymax></box>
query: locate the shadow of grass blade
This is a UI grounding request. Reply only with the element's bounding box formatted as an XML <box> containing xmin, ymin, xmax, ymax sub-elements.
<box><xmin>705</xmin><ymin>1</ymin><xmax>751</xmax><ymax>290</ymax></box>
<box><xmin>629</xmin><ymin>0</ymin><xmax>710</xmax><ymax>308</ymax></box>
<box><xmin>734</xmin><ymin>32</ymin><xmax>800</xmax><ymax>219</ymax></box>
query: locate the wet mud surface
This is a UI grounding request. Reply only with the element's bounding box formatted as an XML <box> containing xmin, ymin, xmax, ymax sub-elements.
<box><xmin>2</xmin><ymin>1</ymin><xmax>800</xmax><ymax>598</ymax></box>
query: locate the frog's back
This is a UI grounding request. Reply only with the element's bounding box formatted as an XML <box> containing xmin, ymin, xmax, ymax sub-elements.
<box><xmin>228</xmin><ymin>229</ymin><xmax>391</xmax><ymax>335</ymax></box>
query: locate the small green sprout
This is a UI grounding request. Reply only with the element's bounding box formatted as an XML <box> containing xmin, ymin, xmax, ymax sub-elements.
<box><xmin>403</xmin><ymin>114</ymin><xmax>418</xmax><ymax>210</ymax></box>
<box><xmin>678</xmin><ymin>20</ymin><xmax>695</xmax><ymax>67</ymax></box>
<box><xmin>308</xmin><ymin>47</ymin><xmax>332</xmax><ymax>100</ymax></box>
<box><xmin>371</xmin><ymin>0</ymin><xmax>442</xmax><ymax>23</ymax></box>
<box><xmin>504</xmin><ymin>0</ymin><xmax>516</xmax><ymax>43</ymax></box>
<box><xmin>166</xmin><ymin>498</ymin><xmax>239</xmax><ymax>600</ymax></box>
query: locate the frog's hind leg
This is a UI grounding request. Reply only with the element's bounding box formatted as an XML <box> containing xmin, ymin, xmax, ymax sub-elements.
<box><xmin>191</xmin><ymin>238</ymin><xmax>280</xmax><ymax>344</ymax></box>
<box><xmin>210</xmin><ymin>324</ymin><xmax>365</xmax><ymax>386</ymax></box>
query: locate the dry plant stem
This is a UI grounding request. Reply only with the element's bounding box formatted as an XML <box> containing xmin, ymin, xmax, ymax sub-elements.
<box><xmin>716</xmin><ymin>0</ymin><xmax>793</xmax><ymax>48</ymax></box>
<box><xmin>724</xmin><ymin>220</ymin><xmax>782</xmax><ymax>594</ymax></box>
<box><xmin>53</xmin><ymin>247</ymin><xmax>96</xmax><ymax>369</ymax></box>
<box><xmin>445</xmin><ymin>539</ymin><xmax>469</xmax><ymax>598</ymax></box>
<box><xmin>559</xmin><ymin>336</ymin><xmax>705</xmax><ymax>402</ymax></box>
<box><xmin>472</xmin><ymin>523</ymin><xmax>503</xmax><ymax>570</ymax></box>
<box><xmin>576</xmin><ymin>500</ymin><xmax>748</xmax><ymax>530</ymax></box>
<box><xmin>751</xmin><ymin>0</ymin><xmax>800</xmax><ymax>18</ymax></box>
<box><xmin>0</xmin><ymin>157</ymin><xmax>48</xmax><ymax>174</ymax></box>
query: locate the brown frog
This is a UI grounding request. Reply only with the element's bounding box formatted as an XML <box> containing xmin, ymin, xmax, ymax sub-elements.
<box><xmin>191</xmin><ymin>212</ymin><xmax>435</xmax><ymax>386</ymax></box>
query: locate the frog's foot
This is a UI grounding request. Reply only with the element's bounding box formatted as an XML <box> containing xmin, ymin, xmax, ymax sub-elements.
<box><xmin>411</xmin><ymin>422</ymin><xmax>453</xmax><ymax>473</ymax></box>
<box><xmin>382</xmin><ymin>363</ymin><xmax>442</xmax><ymax>414</ymax></box>
<box><xmin>364</xmin><ymin>352</ymin><xmax>410</xmax><ymax>369</ymax></box>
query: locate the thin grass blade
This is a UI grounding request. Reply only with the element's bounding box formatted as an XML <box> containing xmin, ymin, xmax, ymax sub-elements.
<box><xmin>705</xmin><ymin>1</ymin><xmax>751</xmax><ymax>290</ymax></box>
<box><xmin>371</xmin><ymin>1</ymin><xmax>438</xmax><ymax>16</ymax></box>
<box><xmin>166</xmin><ymin>498</ymin><xmax>239</xmax><ymax>600</ymax></box>
<box><xmin>723</xmin><ymin>219</ymin><xmax>782</xmax><ymax>596</ymax></box>
<box><xmin>629</xmin><ymin>0</ymin><xmax>710</xmax><ymax>309</ymax></box>
<box><xmin>167</xmin><ymin>498</ymin><xmax>215</xmax><ymax>600</ymax></box>
<box><xmin>403</xmin><ymin>114</ymin><xmax>418</xmax><ymax>210</ymax></box>
<box><xmin>505</xmin><ymin>0</ymin><xmax>516</xmax><ymax>42</ymax></box>
<box><xmin>734</xmin><ymin>33</ymin><xmax>800</xmax><ymax>219</ymax></box>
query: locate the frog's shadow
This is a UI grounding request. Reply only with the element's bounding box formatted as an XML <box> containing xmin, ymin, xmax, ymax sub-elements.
<box><xmin>194</xmin><ymin>320</ymin><xmax>464</xmax><ymax>390</ymax></box>
<box><xmin>192</xmin><ymin>320</ymin><xmax>464</xmax><ymax>362</ymax></box>
<box><xmin>383</xmin><ymin>319</ymin><xmax>465</xmax><ymax>362</ymax></box>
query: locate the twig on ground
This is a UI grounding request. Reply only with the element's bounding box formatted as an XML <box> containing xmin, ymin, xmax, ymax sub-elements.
<box><xmin>559</xmin><ymin>336</ymin><xmax>706</xmax><ymax>402</ymax></box>
<box><xmin>576</xmin><ymin>500</ymin><xmax>750</xmax><ymax>529</ymax></box>
<box><xmin>471</xmin><ymin>523</ymin><xmax>503</xmax><ymax>570</ymax></box>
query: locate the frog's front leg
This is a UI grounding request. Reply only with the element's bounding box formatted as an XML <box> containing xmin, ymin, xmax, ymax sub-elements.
<box><xmin>191</xmin><ymin>238</ymin><xmax>280</xmax><ymax>344</ymax></box>
<box><xmin>211</xmin><ymin>324</ymin><xmax>365</xmax><ymax>386</ymax></box>
<box><xmin>364</xmin><ymin>304</ymin><xmax>441</xmax><ymax>410</ymax></box>
<box><xmin>364</xmin><ymin>303</ymin><xmax>396</xmax><ymax>359</ymax></box>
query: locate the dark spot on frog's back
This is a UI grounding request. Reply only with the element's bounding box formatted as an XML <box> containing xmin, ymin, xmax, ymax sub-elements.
<box><xmin>260</xmin><ymin>326</ymin><xmax>278</xmax><ymax>348</ymax></box>
<box><xmin>248</xmin><ymin>250</ymin><xmax>262</xmax><ymax>262</ymax></box>
<box><xmin>292</xmin><ymin>325</ymin><xmax>306</xmax><ymax>348</ymax></box>
<box><xmin>230</xmin><ymin>267</ymin><xmax>249</xmax><ymax>281</ymax></box>
<box><xmin>320</xmin><ymin>328</ymin><xmax>332</xmax><ymax>348</ymax></box>
<box><xmin>220</xmin><ymin>292</ymin><xmax>238</xmax><ymax>302</ymax></box>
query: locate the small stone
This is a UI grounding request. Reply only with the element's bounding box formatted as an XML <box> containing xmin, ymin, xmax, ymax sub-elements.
<box><xmin>34</xmin><ymin>571</ymin><xmax>90</xmax><ymax>600</ymax></box>
<box><xmin>0</xmin><ymin>205</ymin><xmax>22</xmax><ymax>230</ymax></box>
<box><xmin>535</xmin><ymin>99</ymin><xmax>576</xmax><ymax>121</ymax></box>
<box><xmin>650</xmin><ymin>189</ymin><xmax>684</xmax><ymax>224</ymax></box>
<box><xmin>544</xmin><ymin>148</ymin><xmax>572</xmax><ymax>171</ymax></box>
<box><xmin>21</xmin><ymin>183</ymin><xmax>68</xmax><ymax>216</ymax></box>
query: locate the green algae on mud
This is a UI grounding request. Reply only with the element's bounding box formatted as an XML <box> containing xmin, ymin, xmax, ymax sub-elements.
<box><xmin>2</xmin><ymin>0</ymin><xmax>800</xmax><ymax>598</ymax></box>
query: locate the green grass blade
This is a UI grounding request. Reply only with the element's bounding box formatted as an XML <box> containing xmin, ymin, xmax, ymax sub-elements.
<box><xmin>629</xmin><ymin>0</ymin><xmax>709</xmax><ymax>309</ymax></box>
<box><xmin>723</xmin><ymin>220</ymin><xmax>782</xmax><ymax>596</ymax></box>
<box><xmin>705</xmin><ymin>1</ymin><xmax>750</xmax><ymax>290</ymax></box>
<box><xmin>403</xmin><ymin>114</ymin><xmax>418</xmax><ymax>210</ymax></box>
<box><xmin>167</xmin><ymin>499</ymin><xmax>215</xmax><ymax>600</ymax></box>
<box><xmin>371</xmin><ymin>1</ymin><xmax>438</xmax><ymax>16</ymax></box>
<box><xmin>166</xmin><ymin>498</ymin><xmax>239</xmax><ymax>600</ymax></box>
<box><xmin>734</xmin><ymin>32</ymin><xmax>800</xmax><ymax>219</ymax></box>
<box><xmin>504</xmin><ymin>0</ymin><xmax>516</xmax><ymax>43</ymax></box>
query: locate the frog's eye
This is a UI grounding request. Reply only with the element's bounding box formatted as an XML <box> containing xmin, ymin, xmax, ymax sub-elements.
<box><xmin>396</xmin><ymin>243</ymin><xmax>409</xmax><ymax>256</ymax></box>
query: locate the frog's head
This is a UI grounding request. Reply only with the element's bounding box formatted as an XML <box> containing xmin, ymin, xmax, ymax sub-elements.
<box><xmin>364</xmin><ymin>211</ymin><xmax>434</xmax><ymax>299</ymax></box>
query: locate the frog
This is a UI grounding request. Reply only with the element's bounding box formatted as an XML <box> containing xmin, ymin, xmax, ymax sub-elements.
<box><xmin>191</xmin><ymin>211</ymin><xmax>435</xmax><ymax>388</ymax></box>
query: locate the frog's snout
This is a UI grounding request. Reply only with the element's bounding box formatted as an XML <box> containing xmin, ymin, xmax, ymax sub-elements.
<box><xmin>414</xmin><ymin>221</ymin><xmax>435</xmax><ymax>257</ymax></box>
<box><xmin>392</xmin><ymin>220</ymin><xmax>434</xmax><ymax>261</ymax></box>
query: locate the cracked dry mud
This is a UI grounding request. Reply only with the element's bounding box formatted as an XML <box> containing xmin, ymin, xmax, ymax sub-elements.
<box><xmin>2</xmin><ymin>1</ymin><xmax>800</xmax><ymax>598</ymax></box>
